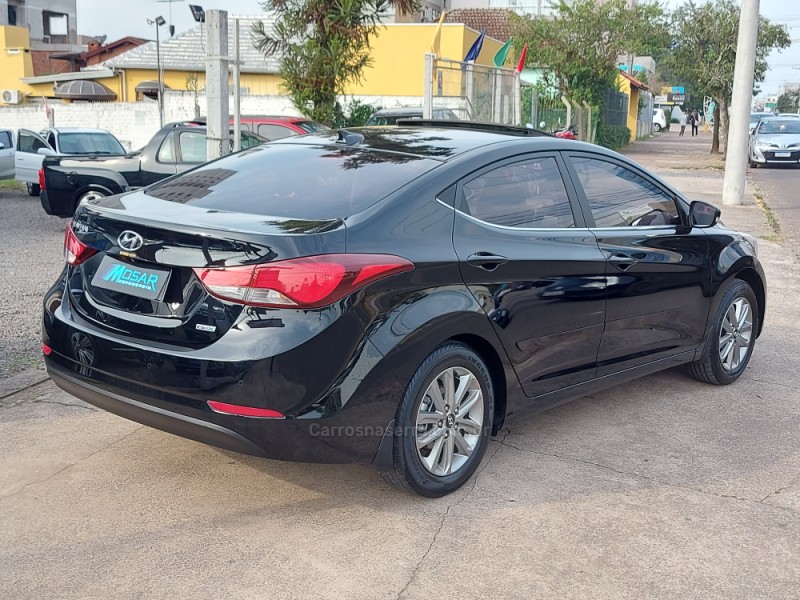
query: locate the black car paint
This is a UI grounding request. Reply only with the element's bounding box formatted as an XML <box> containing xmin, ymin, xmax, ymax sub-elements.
<box><xmin>42</xmin><ymin>128</ymin><xmax>766</xmax><ymax>468</ymax></box>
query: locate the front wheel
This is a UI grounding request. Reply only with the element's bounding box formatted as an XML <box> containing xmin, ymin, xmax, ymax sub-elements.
<box><xmin>381</xmin><ymin>342</ymin><xmax>494</xmax><ymax>497</ymax></box>
<box><xmin>686</xmin><ymin>279</ymin><xmax>758</xmax><ymax>385</ymax></box>
<box><xmin>27</xmin><ymin>183</ymin><xmax>40</xmax><ymax>197</ymax></box>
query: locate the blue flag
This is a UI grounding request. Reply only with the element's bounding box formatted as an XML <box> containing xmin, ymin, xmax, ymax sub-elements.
<box><xmin>463</xmin><ymin>30</ymin><xmax>486</xmax><ymax>63</ymax></box>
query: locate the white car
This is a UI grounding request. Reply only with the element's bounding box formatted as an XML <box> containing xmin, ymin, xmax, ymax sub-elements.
<box><xmin>15</xmin><ymin>127</ymin><xmax>126</xmax><ymax>196</ymax></box>
<box><xmin>653</xmin><ymin>109</ymin><xmax>667</xmax><ymax>133</ymax></box>
<box><xmin>0</xmin><ymin>128</ymin><xmax>13</xmax><ymax>180</ymax></box>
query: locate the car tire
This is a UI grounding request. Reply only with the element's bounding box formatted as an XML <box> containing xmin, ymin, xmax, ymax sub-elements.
<box><xmin>381</xmin><ymin>342</ymin><xmax>494</xmax><ymax>497</ymax></box>
<box><xmin>27</xmin><ymin>183</ymin><xmax>40</xmax><ymax>197</ymax></box>
<box><xmin>653</xmin><ymin>123</ymin><xmax>662</xmax><ymax>133</ymax></box>
<box><xmin>75</xmin><ymin>190</ymin><xmax>107</xmax><ymax>212</ymax></box>
<box><xmin>685</xmin><ymin>279</ymin><xmax>758</xmax><ymax>386</ymax></box>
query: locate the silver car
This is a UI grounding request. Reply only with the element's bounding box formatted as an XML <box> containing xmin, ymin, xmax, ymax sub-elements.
<box><xmin>749</xmin><ymin>117</ymin><xmax>800</xmax><ymax>167</ymax></box>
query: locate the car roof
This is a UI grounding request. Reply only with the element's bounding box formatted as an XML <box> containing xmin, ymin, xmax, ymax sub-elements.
<box><xmin>371</xmin><ymin>107</ymin><xmax>425</xmax><ymax>116</ymax></box>
<box><xmin>238</xmin><ymin>115</ymin><xmax>310</xmax><ymax>123</ymax></box>
<box><xmin>47</xmin><ymin>127</ymin><xmax>114</xmax><ymax>134</ymax></box>
<box><xmin>273</xmin><ymin>126</ymin><xmax>594</xmax><ymax>162</ymax></box>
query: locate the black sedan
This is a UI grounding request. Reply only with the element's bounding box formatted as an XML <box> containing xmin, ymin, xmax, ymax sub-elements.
<box><xmin>42</xmin><ymin>122</ymin><xmax>766</xmax><ymax>497</ymax></box>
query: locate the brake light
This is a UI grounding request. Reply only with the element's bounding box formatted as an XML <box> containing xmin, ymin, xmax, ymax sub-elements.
<box><xmin>42</xmin><ymin>343</ymin><xmax>52</xmax><ymax>356</ymax></box>
<box><xmin>207</xmin><ymin>400</ymin><xmax>284</xmax><ymax>419</ymax></box>
<box><xmin>193</xmin><ymin>254</ymin><xmax>414</xmax><ymax>309</ymax></box>
<box><xmin>38</xmin><ymin>167</ymin><xmax>46</xmax><ymax>191</ymax></box>
<box><xmin>64</xmin><ymin>220</ymin><xmax>97</xmax><ymax>266</ymax></box>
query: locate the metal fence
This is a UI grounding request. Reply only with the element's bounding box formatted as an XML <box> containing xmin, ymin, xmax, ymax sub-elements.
<box><xmin>636</xmin><ymin>91</ymin><xmax>654</xmax><ymax>138</ymax></box>
<box><xmin>424</xmin><ymin>55</ymin><xmax>521</xmax><ymax>125</ymax></box>
<box><xmin>602</xmin><ymin>88</ymin><xmax>629</xmax><ymax>128</ymax></box>
<box><xmin>523</xmin><ymin>87</ymin><xmax>597</xmax><ymax>143</ymax></box>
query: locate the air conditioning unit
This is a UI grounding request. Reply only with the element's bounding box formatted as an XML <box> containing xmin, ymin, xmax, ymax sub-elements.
<box><xmin>1</xmin><ymin>90</ymin><xmax>22</xmax><ymax>105</ymax></box>
<box><xmin>42</xmin><ymin>36</ymin><xmax>50</xmax><ymax>44</ymax></box>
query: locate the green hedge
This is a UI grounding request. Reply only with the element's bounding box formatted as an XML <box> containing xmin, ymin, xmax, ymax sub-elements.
<box><xmin>596</xmin><ymin>123</ymin><xmax>631</xmax><ymax>150</ymax></box>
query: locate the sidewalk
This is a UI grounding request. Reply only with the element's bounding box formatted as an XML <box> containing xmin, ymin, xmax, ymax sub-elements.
<box><xmin>621</xmin><ymin>129</ymin><xmax>774</xmax><ymax>240</ymax></box>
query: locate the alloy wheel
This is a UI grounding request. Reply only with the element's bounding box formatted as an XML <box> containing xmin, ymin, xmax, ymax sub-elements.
<box><xmin>415</xmin><ymin>366</ymin><xmax>484</xmax><ymax>477</ymax></box>
<box><xmin>718</xmin><ymin>297</ymin><xmax>753</xmax><ymax>371</ymax></box>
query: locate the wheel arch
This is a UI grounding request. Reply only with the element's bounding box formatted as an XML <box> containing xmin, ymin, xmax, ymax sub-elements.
<box><xmin>731</xmin><ymin>267</ymin><xmax>766</xmax><ymax>337</ymax></box>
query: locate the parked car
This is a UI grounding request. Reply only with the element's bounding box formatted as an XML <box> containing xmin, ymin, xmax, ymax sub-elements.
<box><xmin>652</xmin><ymin>108</ymin><xmax>668</xmax><ymax>132</ymax></box>
<box><xmin>40</xmin><ymin>121</ymin><xmax>265</xmax><ymax>217</ymax></box>
<box><xmin>0</xmin><ymin>128</ymin><xmax>13</xmax><ymax>180</ymax></box>
<box><xmin>749</xmin><ymin>117</ymin><xmax>800</xmax><ymax>167</ymax></box>
<box><xmin>365</xmin><ymin>107</ymin><xmax>460</xmax><ymax>125</ymax></box>
<box><xmin>16</xmin><ymin>127</ymin><xmax>127</xmax><ymax>196</ymax></box>
<box><xmin>43</xmin><ymin>122</ymin><xmax>765</xmax><ymax>497</ymax></box>
<box><xmin>237</xmin><ymin>115</ymin><xmax>328</xmax><ymax>140</ymax></box>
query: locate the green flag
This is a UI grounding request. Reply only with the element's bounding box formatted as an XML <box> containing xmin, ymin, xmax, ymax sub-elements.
<box><xmin>493</xmin><ymin>38</ymin><xmax>512</xmax><ymax>67</ymax></box>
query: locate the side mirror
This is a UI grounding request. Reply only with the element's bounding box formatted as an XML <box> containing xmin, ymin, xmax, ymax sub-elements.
<box><xmin>37</xmin><ymin>147</ymin><xmax>56</xmax><ymax>156</ymax></box>
<box><xmin>690</xmin><ymin>200</ymin><xmax>720</xmax><ymax>228</ymax></box>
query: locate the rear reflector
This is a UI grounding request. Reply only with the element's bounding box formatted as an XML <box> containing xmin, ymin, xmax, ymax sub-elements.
<box><xmin>38</xmin><ymin>167</ymin><xmax>46</xmax><ymax>191</ymax></box>
<box><xmin>207</xmin><ymin>400</ymin><xmax>285</xmax><ymax>419</ymax></box>
<box><xmin>42</xmin><ymin>343</ymin><xmax>52</xmax><ymax>356</ymax></box>
<box><xmin>64</xmin><ymin>220</ymin><xmax>97</xmax><ymax>266</ymax></box>
<box><xmin>193</xmin><ymin>254</ymin><xmax>414</xmax><ymax>309</ymax></box>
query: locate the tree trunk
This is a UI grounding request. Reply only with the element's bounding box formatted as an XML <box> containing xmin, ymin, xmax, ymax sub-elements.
<box><xmin>711</xmin><ymin>102</ymin><xmax>721</xmax><ymax>154</ymax></box>
<box><xmin>719</xmin><ymin>95</ymin><xmax>730</xmax><ymax>157</ymax></box>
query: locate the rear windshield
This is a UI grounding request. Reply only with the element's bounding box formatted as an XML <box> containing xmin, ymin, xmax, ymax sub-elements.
<box><xmin>295</xmin><ymin>121</ymin><xmax>328</xmax><ymax>133</ymax></box>
<box><xmin>59</xmin><ymin>132</ymin><xmax>125</xmax><ymax>154</ymax></box>
<box><xmin>144</xmin><ymin>143</ymin><xmax>439</xmax><ymax>219</ymax></box>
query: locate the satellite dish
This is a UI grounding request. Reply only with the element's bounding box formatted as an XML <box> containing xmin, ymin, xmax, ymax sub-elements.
<box><xmin>98</xmin><ymin>35</ymin><xmax>107</xmax><ymax>44</ymax></box>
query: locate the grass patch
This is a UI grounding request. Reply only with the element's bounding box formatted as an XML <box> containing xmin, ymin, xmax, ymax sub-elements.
<box><xmin>754</xmin><ymin>191</ymin><xmax>782</xmax><ymax>242</ymax></box>
<box><xmin>0</xmin><ymin>179</ymin><xmax>24</xmax><ymax>191</ymax></box>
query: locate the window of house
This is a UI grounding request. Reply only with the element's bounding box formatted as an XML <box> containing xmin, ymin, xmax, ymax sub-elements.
<box><xmin>43</xmin><ymin>11</ymin><xmax>69</xmax><ymax>44</ymax></box>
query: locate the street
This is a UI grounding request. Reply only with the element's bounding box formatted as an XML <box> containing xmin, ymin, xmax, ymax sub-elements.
<box><xmin>1</xmin><ymin>135</ymin><xmax>799</xmax><ymax>599</ymax></box>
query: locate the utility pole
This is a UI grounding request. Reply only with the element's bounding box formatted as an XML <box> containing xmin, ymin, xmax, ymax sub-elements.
<box><xmin>205</xmin><ymin>9</ymin><xmax>229</xmax><ymax>160</ymax></box>
<box><xmin>722</xmin><ymin>0</ymin><xmax>760</xmax><ymax>206</ymax></box>
<box><xmin>232</xmin><ymin>17</ymin><xmax>241</xmax><ymax>153</ymax></box>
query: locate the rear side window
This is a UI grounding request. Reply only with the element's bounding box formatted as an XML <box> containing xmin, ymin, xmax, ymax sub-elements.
<box><xmin>462</xmin><ymin>157</ymin><xmax>574</xmax><ymax>228</ymax></box>
<box><xmin>570</xmin><ymin>156</ymin><xmax>680</xmax><ymax>227</ymax></box>
<box><xmin>178</xmin><ymin>131</ymin><xmax>207</xmax><ymax>163</ymax></box>
<box><xmin>0</xmin><ymin>131</ymin><xmax>11</xmax><ymax>148</ymax></box>
<box><xmin>145</xmin><ymin>143</ymin><xmax>439</xmax><ymax>219</ymax></box>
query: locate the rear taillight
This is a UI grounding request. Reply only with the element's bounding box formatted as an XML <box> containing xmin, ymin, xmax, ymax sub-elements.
<box><xmin>38</xmin><ymin>167</ymin><xmax>46</xmax><ymax>191</ymax></box>
<box><xmin>207</xmin><ymin>401</ymin><xmax>284</xmax><ymax>419</ymax></box>
<box><xmin>193</xmin><ymin>254</ymin><xmax>414</xmax><ymax>309</ymax></box>
<box><xmin>64</xmin><ymin>220</ymin><xmax>97</xmax><ymax>266</ymax></box>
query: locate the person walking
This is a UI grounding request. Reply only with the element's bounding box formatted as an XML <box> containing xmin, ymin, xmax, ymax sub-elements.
<box><xmin>691</xmin><ymin>110</ymin><xmax>700</xmax><ymax>137</ymax></box>
<box><xmin>679</xmin><ymin>111</ymin><xmax>687</xmax><ymax>136</ymax></box>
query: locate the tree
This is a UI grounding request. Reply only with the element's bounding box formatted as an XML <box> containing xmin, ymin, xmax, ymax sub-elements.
<box><xmin>665</xmin><ymin>0</ymin><xmax>790</xmax><ymax>154</ymax></box>
<box><xmin>777</xmin><ymin>90</ymin><xmax>800</xmax><ymax>114</ymax></box>
<box><xmin>510</xmin><ymin>0</ymin><xmax>669</xmax><ymax>107</ymax></box>
<box><xmin>252</xmin><ymin>0</ymin><xmax>416</xmax><ymax>125</ymax></box>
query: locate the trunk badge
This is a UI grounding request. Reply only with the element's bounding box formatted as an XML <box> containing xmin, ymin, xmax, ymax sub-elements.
<box><xmin>118</xmin><ymin>230</ymin><xmax>144</xmax><ymax>252</ymax></box>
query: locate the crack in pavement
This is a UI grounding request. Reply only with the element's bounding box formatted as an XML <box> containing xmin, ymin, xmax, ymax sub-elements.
<box><xmin>395</xmin><ymin>430</ymin><xmax>509</xmax><ymax>600</ymax></box>
<box><xmin>498</xmin><ymin>440</ymin><xmax>799</xmax><ymax>517</ymax></box>
<box><xmin>742</xmin><ymin>377</ymin><xmax>800</xmax><ymax>391</ymax></box>
<box><xmin>0</xmin><ymin>425</ymin><xmax>144</xmax><ymax>500</ymax></box>
<box><xmin>760</xmin><ymin>474</ymin><xmax>800</xmax><ymax>504</ymax></box>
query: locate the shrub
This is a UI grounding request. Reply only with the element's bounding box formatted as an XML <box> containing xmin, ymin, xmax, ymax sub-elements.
<box><xmin>596</xmin><ymin>122</ymin><xmax>631</xmax><ymax>150</ymax></box>
<box><xmin>333</xmin><ymin>99</ymin><xmax>381</xmax><ymax>128</ymax></box>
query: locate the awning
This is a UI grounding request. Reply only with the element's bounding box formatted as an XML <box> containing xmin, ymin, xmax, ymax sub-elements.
<box><xmin>135</xmin><ymin>80</ymin><xmax>171</xmax><ymax>93</ymax></box>
<box><xmin>54</xmin><ymin>80</ymin><xmax>117</xmax><ymax>101</ymax></box>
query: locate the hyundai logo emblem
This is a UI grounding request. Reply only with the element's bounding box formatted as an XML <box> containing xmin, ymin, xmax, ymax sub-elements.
<box><xmin>118</xmin><ymin>230</ymin><xmax>144</xmax><ymax>252</ymax></box>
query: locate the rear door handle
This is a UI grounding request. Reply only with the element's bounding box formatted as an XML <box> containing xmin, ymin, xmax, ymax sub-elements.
<box><xmin>467</xmin><ymin>252</ymin><xmax>509</xmax><ymax>271</ymax></box>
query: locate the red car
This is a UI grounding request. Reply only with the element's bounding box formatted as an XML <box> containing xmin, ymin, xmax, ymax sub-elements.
<box><xmin>237</xmin><ymin>116</ymin><xmax>328</xmax><ymax>141</ymax></box>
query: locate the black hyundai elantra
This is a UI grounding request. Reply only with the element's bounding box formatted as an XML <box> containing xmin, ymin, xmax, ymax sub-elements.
<box><xmin>42</xmin><ymin>122</ymin><xmax>766</xmax><ymax>497</ymax></box>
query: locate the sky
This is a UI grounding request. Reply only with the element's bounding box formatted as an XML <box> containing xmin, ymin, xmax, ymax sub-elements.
<box><xmin>76</xmin><ymin>0</ymin><xmax>800</xmax><ymax>97</ymax></box>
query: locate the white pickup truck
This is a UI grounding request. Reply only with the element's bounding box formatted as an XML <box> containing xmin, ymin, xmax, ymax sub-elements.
<box><xmin>15</xmin><ymin>127</ymin><xmax>127</xmax><ymax>196</ymax></box>
<box><xmin>0</xmin><ymin>128</ymin><xmax>13</xmax><ymax>180</ymax></box>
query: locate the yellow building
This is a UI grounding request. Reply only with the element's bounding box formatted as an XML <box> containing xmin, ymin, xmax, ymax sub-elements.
<box><xmin>617</xmin><ymin>71</ymin><xmax>649</xmax><ymax>142</ymax></box>
<box><xmin>1</xmin><ymin>17</ymin><xmax>504</xmax><ymax>105</ymax></box>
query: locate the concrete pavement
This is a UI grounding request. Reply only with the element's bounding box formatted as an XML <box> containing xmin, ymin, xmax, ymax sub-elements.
<box><xmin>1</xmin><ymin>131</ymin><xmax>799</xmax><ymax>600</ymax></box>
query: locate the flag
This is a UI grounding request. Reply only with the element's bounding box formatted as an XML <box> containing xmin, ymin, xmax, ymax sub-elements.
<box><xmin>430</xmin><ymin>11</ymin><xmax>446</xmax><ymax>55</ymax></box>
<box><xmin>515</xmin><ymin>42</ymin><xmax>528</xmax><ymax>73</ymax></box>
<box><xmin>463</xmin><ymin>29</ymin><xmax>486</xmax><ymax>63</ymax></box>
<box><xmin>493</xmin><ymin>38</ymin><xmax>513</xmax><ymax>67</ymax></box>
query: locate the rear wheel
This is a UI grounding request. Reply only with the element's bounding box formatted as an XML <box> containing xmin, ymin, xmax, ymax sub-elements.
<box><xmin>653</xmin><ymin>123</ymin><xmax>662</xmax><ymax>133</ymax></box>
<box><xmin>27</xmin><ymin>183</ymin><xmax>40</xmax><ymax>197</ymax></box>
<box><xmin>75</xmin><ymin>190</ymin><xmax>106</xmax><ymax>212</ymax></box>
<box><xmin>686</xmin><ymin>279</ymin><xmax>758</xmax><ymax>385</ymax></box>
<box><xmin>381</xmin><ymin>342</ymin><xmax>494</xmax><ymax>497</ymax></box>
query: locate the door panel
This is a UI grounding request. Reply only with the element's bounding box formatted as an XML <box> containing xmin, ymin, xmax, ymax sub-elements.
<box><xmin>0</xmin><ymin>130</ymin><xmax>13</xmax><ymax>179</ymax></box>
<box><xmin>452</xmin><ymin>154</ymin><xmax>607</xmax><ymax>398</ymax></box>
<box><xmin>565</xmin><ymin>152</ymin><xmax>710</xmax><ymax>376</ymax></box>
<box><xmin>15</xmin><ymin>129</ymin><xmax>51</xmax><ymax>184</ymax></box>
